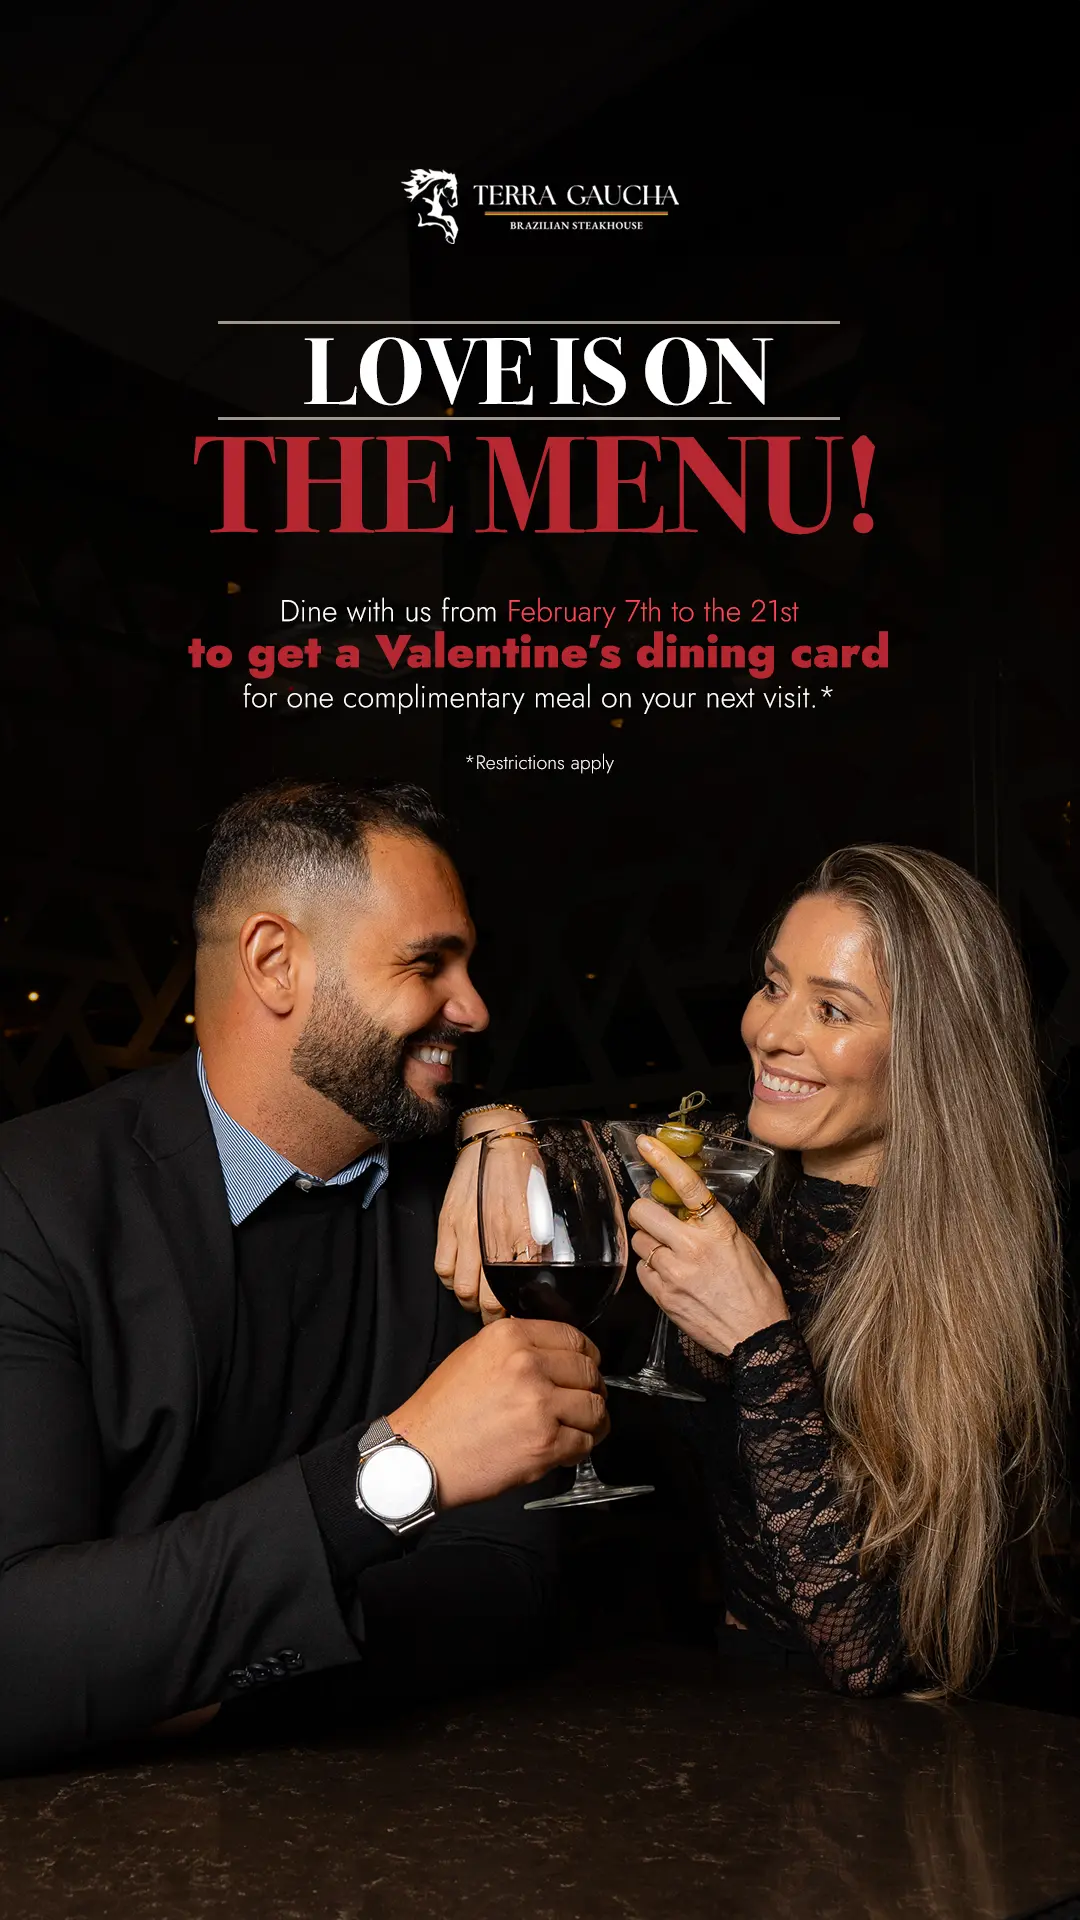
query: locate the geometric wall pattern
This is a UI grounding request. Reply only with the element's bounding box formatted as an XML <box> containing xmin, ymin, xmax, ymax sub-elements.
<box><xmin>0</xmin><ymin>472</ymin><xmax>203</xmax><ymax>1120</ymax></box>
<box><xmin>0</xmin><ymin>863</ymin><xmax>194</xmax><ymax>1116</ymax></box>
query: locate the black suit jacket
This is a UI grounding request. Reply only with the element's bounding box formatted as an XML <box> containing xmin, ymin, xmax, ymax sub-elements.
<box><xmin>0</xmin><ymin>1054</ymin><xmax>555</xmax><ymax>1773</ymax></box>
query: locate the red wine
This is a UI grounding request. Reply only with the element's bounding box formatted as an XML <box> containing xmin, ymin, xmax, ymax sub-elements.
<box><xmin>483</xmin><ymin>1262</ymin><xmax>621</xmax><ymax>1328</ymax></box>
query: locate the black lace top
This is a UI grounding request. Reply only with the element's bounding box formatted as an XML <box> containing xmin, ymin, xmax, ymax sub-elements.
<box><xmin>669</xmin><ymin>1172</ymin><xmax>910</xmax><ymax>1696</ymax></box>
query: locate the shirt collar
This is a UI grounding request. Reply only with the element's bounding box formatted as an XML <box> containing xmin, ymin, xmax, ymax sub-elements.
<box><xmin>197</xmin><ymin>1048</ymin><xmax>389</xmax><ymax>1227</ymax></box>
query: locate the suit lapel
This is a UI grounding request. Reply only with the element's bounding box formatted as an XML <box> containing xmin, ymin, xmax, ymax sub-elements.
<box><xmin>363</xmin><ymin>1143</ymin><xmax>444</xmax><ymax>1420</ymax></box>
<box><xmin>130</xmin><ymin>1052</ymin><xmax>236</xmax><ymax>1430</ymax></box>
<box><xmin>129</xmin><ymin>1057</ymin><xmax>450</xmax><ymax>1432</ymax></box>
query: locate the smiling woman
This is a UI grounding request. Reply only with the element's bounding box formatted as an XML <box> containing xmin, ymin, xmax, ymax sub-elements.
<box><xmin>742</xmin><ymin>892</ymin><xmax>892</xmax><ymax>1184</ymax></box>
<box><xmin>627</xmin><ymin>845</ymin><xmax>1065</xmax><ymax>1699</ymax></box>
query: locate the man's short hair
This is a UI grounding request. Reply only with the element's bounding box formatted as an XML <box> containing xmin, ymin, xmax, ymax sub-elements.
<box><xmin>192</xmin><ymin>779</ymin><xmax>451</xmax><ymax>945</ymax></box>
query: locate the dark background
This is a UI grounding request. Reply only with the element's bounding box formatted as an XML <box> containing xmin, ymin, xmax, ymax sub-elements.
<box><xmin>0</xmin><ymin>6</ymin><xmax>1075</xmax><ymax>1706</ymax></box>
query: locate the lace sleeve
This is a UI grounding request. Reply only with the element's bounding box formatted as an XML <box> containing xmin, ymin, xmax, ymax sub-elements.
<box><xmin>728</xmin><ymin>1320</ymin><xmax>910</xmax><ymax>1696</ymax></box>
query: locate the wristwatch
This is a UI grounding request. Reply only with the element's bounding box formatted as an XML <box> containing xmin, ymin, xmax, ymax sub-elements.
<box><xmin>355</xmin><ymin>1418</ymin><xmax>438</xmax><ymax>1536</ymax></box>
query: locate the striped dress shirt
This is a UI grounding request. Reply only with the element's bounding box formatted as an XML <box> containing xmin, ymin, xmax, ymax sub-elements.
<box><xmin>196</xmin><ymin>1048</ymin><xmax>389</xmax><ymax>1227</ymax></box>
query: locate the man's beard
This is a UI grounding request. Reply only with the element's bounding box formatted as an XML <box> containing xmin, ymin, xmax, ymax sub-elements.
<box><xmin>290</xmin><ymin>968</ymin><xmax>459</xmax><ymax>1143</ymax></box>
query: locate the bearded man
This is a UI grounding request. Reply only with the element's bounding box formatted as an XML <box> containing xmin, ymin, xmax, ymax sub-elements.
<box><xmin>0</xmin><ymin>781</ymin><xmax>608</xmax><ymax>1774</ymax></box>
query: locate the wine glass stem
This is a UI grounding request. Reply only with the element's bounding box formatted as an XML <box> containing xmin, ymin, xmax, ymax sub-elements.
<box><xmin>574</xmin><ymin>1455</ymin><xmax>604</xmax><ymax>1489</ymax></box>
<box><xmin>644</xmin><ymin>1308</ymin><xmax>670</xmax><ymax>1373</ymax></box>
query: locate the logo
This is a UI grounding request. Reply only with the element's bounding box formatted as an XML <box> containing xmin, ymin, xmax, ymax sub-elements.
<box><xmin>402</xmin><ymin>169</ymin><xmax>459</xmax><ymax>245</ymax></box>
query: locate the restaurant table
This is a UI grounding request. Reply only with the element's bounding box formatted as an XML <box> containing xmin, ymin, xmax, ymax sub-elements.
<box><xmin>1</xmin><ymin>1643</ymin><xmax>1078</xmax><ymax>1920</ymax></box>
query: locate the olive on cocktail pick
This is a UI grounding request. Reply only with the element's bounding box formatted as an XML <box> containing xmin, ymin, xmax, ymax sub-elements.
<box><xmin>654</xmin><ymin>1090</ymin><xmax>707</xmax><ymax>1158</ymax></box>
<box><xmin>648</xmin><ymin>1091</ymin><xmax>708</xmax><ymax>1205</ymax></box>
<box><xmin>648</xmin><ymin>1176</ymin><xmax>683</xmax><ymax>1206</ymax></box>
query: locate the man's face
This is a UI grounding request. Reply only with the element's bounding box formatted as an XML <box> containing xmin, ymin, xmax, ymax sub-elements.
<box><xmin>290</xmin><ymin>829</ymin><xmax>489</xmax><ymax>1142</ymax></box>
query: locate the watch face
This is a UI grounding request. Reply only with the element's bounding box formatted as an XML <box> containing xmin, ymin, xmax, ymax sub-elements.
<box><xmin>359</xmin><ymin>1445</ymin><xmax>434</xmax><ymax>1523</ymax></box>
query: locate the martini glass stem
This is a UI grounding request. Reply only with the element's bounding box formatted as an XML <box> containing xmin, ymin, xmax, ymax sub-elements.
<box><xmin>604</xmin><ymin>1306</ymin><xmax>704</xmax><ymax>1401</ymax></box>
<box><xmin>624</xmin><ymin>1310</ymin><xmax>678</xmax><ymax>1391</ymax></box>
<box><xmin>524</xmin><ymin>1449</ymin><xmax>654</xmax><ymax>1509</ymax></box>
<box><xmin>645</xmin><ymin>1309</ymin><xmax>670</xmax><ymax>1373</ymax></box>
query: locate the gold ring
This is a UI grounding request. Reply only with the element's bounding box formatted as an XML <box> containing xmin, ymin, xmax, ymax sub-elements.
<box><xmin>683</xmin><ymin>1195</ymin><xmax>717</xmax><ymax>1223</ymax></box>
<box><xmin>642</xmin><ymin>1249</ymin><xmax>656</xmax><ymax>1273</ymax></box>
<box><xmin>513</xmin><ymin>1242</ymin><xmax>532</xmax><ymax>1259</ymax></box>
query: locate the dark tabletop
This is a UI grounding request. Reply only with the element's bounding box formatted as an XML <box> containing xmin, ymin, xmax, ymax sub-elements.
<box><xmin>1</xmin><ymin>1645</ymin><xmax>1078</xmax><ymax>1920</ymax></box>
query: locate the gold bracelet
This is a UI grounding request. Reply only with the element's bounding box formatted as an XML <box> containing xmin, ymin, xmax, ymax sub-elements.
<box><xmin>458</xmin><ymin>1126</ymin><xmax>534</xmax><ymax>1154</ymax></box>
<box><xmin>455</xmin><ymin>1102</ymin><xmax>526</xmax><ymax>1149</ymax></box>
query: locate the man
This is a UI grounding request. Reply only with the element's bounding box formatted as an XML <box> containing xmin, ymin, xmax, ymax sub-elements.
<box><xmin>0</xmin><ymin>781</ymin><xmax>608</xmax><ymax>1773</ymax></box>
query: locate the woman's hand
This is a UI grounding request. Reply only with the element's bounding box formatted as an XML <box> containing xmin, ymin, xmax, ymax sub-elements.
<box><xmin>628</xmin><ymin>1135</ymin><xmax>789</xmax><ymax>1356</ymax></box>
<box><xmin>434</xmin><ymin>1109</ymin><xmax>526</xmax><ymax>1320</ymax></box>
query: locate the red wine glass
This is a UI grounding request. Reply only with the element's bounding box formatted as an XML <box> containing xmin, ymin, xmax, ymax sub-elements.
<box><xmin>478</xmin><ymin>1119</ymin><xmax>653</xmax><ymax>1510</ymax></box>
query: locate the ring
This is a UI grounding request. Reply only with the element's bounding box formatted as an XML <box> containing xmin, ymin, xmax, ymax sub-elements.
<box><xmin>642</xmin><ymin>1249</ymin><xmax>656</xmax><ymax>1273</ymax></box>
<box><xmin>682</xmin><ymin>1195</ymin><xmax>717</xmax><ymax>1223</ymax></box>
<box><xmin>513</xmin><ymin>1241</ymin><xmax>532</xmax><ymax>1259</ymax></box>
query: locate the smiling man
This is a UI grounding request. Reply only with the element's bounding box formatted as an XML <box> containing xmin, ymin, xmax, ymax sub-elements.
<box><xmin>0</xmin><ymin>781</ymin><xmax>608</xmax><ymax>1774</ymax></box>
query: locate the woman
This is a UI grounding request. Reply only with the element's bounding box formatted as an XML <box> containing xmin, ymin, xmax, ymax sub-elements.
<box><xmin>635</xmin><ymin>845</ymin><xmax>1065</xmax><ymax>1696</ymax></box>
<box><xmin>440</xmin><ymin>844</ymin><xmax>1065</xmax><ymax>1698</ymax></box>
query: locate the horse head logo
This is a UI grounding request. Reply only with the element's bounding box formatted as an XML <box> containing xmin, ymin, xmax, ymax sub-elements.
<box><xmin>402</xmin><ymin>168</ymin><xmax>459</xmax><ymax>245</ymax></box>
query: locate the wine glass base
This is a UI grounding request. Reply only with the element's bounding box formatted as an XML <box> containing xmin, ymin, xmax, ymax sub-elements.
<box><xmin>524</xmin><ymin>1480</ymin><xmax>654</xmax><ymax>1510</ymax></box>
<box><xmin>604</xmin><ymin>1369</ymin><xmax>706</xmax><ymax>1404</ymax></box>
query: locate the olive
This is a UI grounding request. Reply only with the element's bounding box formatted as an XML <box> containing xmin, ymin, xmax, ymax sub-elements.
<box><xmin>655</xmin><ymin>1123</ymin><xmax>705</xmax><ymax>1157</ymax></box>
<box><xmin>682</xmin><ymin>1154</ymin><xmax>706</xmax><ymax>1174</ymax></box>
<box><xmin>676</xmin><ymin>1206</ymin><xmax>693</xmax><ymax>1222</ymax></box>
<box><xmin>649</xmin><ymin>1176</ymin><xmax>682</xmax><ymax>1206</ymax></box>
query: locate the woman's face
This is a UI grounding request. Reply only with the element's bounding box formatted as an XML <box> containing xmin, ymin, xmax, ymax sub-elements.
<box><xmin>740</xmin><ymin>893</ymin><xmax>891</xmax><ymax>1183</ymax></box>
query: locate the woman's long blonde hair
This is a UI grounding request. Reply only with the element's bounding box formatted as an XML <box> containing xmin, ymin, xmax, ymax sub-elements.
<box><xmin>759</xmin><ymin>844</ymin><xmax>1065</xmax><ymax>1696</ymax></box>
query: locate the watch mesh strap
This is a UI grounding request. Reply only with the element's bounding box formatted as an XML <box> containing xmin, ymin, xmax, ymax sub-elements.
<box><xmin>358</xmin><ymin>1417</ymin><xmax>397</xmax><ymax>1456</ymax></box>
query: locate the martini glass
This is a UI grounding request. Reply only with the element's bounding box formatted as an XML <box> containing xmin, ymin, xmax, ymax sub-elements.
<box><xmin>478</xmin><ymin>1119</ymin><xmax>654</xmax><ymax>1509</ymax></box>
<box><xmin>604</xmin><ymin>1122</ymin><xmax>773</xmax><ymax>1401</ymax></box>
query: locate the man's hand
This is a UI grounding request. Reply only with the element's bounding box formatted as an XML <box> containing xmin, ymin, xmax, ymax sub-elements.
<box><xmin>389</xmin><ymin>1317</ymin><xmax>609</xmax><ymax>1508</ymax></box>
<box><xmin>435</xmin><ymin>1108</ymin><xmax>526</xmax><ymax>1320</ymax></box>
